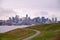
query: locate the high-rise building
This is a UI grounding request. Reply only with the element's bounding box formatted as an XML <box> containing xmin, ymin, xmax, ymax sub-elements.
<box><xmin>52</xmin><ymin>17</ymin><xmax>55</xmax><ymax>22</ymax></box>
<box><xmin>9</xmin><ymin>17</ymin><xmax>12</xmax><ymax>21</ymax></box>
<box><xmin>41</xmin><ymin>17</ymin><xmax>46</xmax><ymax>24</ymax></box>
<box><xmin>55</xmin><ymin>17</ymin><xmax>57</xmax><ymax>22</ymax></box>
<box><xmin>15</xmin><ymin>15</ymin><xmax>19</xmax><ymax>23</ymax></box>
<box><xmin>26</xmin><ymin>14</ymin><xmax>28</xmax><ymax>18</ymax></box>
<box><xmin>52</xmin><ymin>17</ymin><xmax>57</xmax><ymax>23</ymax></box>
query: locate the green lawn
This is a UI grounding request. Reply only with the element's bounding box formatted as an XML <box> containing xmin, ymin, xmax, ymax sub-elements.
<box><xmin>26</xmin><ymin>22</ymin><xmax>60</xmax><ymax>40</ymax></box>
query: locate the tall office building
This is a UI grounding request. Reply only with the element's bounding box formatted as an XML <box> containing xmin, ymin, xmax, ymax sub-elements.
<box><xmin>26</xmin><ymin>14</ymin><xmax>28</xmax><ymax>18</ymax></box>
<box><xmin>55</xmin><ymin>17</ymin><xmax>57</xmax><ymax>22</ymax></box>
<box><xmin>52</xmin><ymin>17</ymin><xmax>55</xmax><ymax>23</ymax></box>
<box><xmin>15</xmin><ymin>15</ymin><xmax>19</xmax><ymax>23</ymax></box>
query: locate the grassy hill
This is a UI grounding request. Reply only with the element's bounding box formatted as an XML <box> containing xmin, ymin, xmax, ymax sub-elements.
<box><xmin>0</xmin><ymin>22</ymin><xmax>60</xmax><ymax>40</ymax></box>
<box><xmin>26</xmin><ymin>22</ymin><xmax>60</xmax><ymax>40</ymax></box>
<box><xmin>0</xmin><ymin>28</ymin><xmax>35</xmax><ymax>40</ymax></box>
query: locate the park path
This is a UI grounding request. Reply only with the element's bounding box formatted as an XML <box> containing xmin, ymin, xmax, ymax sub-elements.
<box><xmin>23</xmin><ymin>29</ymin><xmax>40</xmax><ymax>40</ymax></box>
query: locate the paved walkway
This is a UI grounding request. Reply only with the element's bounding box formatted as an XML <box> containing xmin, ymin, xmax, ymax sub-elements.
<box><xmin>23</xmin><ymin>29</ymin><xmax>40</xmax><ymax>40</ymax></box>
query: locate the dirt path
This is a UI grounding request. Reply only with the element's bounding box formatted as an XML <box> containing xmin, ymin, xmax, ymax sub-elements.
<box><xmin>23</xmin><ymin>29</ymin><xmax>40</xmax><ymax>40</ymax></box>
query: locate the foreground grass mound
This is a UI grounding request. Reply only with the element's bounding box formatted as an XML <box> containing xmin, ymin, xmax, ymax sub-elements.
<box><xmin>0</xmin><ymin>22</ymin><xmax>60</xmax><ymax>40</ymax></box>
<box><xmin>0</xmin><ymin>28</ymin><xmax>35</xmax><ymax>40</ymax></box>
<box><xmin>27</xmin><ymin>23</ymin><xmax>60</xmax><ymax>40</ymax></box>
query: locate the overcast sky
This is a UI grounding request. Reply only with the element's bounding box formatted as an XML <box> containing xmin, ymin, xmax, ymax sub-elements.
<box><xmin>0</xmin><ymin>0</ymin><xmax>60</xmax><ymax>20</ymax></box>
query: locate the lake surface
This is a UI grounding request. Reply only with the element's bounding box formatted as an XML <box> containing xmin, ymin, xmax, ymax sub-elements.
<box><xmin>0</xmin><ymin>25</ymin><xmax>31</xmax><ymax>33</ymax></box>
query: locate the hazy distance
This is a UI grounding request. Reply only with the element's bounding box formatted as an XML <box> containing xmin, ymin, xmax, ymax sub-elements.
<box><xmin>0</xmin><ymin>0</ymin><xmax>60</xmax><ymax>20</ymax></box>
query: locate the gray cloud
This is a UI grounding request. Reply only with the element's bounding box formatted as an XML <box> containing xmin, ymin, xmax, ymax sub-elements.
<box><xmin>0</xmin><ymin>0</ymin><xmax>60</xmax><ymax>20</ymax></box>
<box><xmin>0</xmin><ymin>8</ymin><xmax>16</xmax><ymax>17</ymax></box>
<box><xmin>1</xmin><ymin>0</ymin><xmax>60</xmax><ymax>10</ymax></box>
<box><xmin>40</xmin><ymin>11</ymin><xmax>48</xmax><ymax>15</ymax></box>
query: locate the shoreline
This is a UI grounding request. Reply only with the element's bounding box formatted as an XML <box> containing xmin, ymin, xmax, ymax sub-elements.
<box><xmin>0</xmin><ymin>25</ymin><xmax>32</xmax><ymax>33</ymax></box>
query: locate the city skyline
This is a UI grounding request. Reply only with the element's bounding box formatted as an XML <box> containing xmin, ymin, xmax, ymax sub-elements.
<box><xmin>0</xmin><ymin>14</ymin><xmax>58</xmax><ymax>25</ymax></box>
<box><xmin>0</xmin><ymin>0</ymin><xmax>60</xmax><ymax>20</ymax></box>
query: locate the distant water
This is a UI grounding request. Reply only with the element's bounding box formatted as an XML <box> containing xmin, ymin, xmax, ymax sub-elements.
<box><xmin>0</xmin><ymin>25</ymin><xmax>31</xmax><ymax>33</ymax></box>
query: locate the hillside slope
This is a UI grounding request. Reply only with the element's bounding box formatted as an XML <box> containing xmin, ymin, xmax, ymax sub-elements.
<box><xmin>0</xmin><ymin>28</ymin><xmax>35</xmax><ymax>40</ymax></box>
<box><xmin>26</xmin><ymin>22</ymin><xmax>60</xmax><ymax>40</ymax></box>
